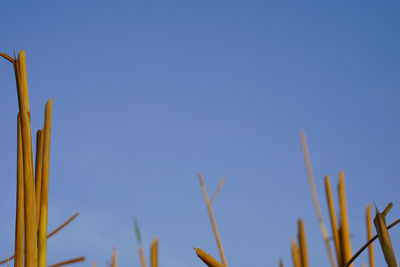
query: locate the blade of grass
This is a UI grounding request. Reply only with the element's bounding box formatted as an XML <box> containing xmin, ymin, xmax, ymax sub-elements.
<box><xmin>138</xmin><ymin>247</ymin><xmax>146</xmax><ymax>267</ymax></box>
<box><xmin>324</xmin><ymin>175</ymin><xmax>342</xmax><ymax>266</ymax></box>
<box><xmin>38</xmin><ymin>99</ymin><xmax>53</xmax><ymax>267</ymax></box>
<box><xmin>291</xmin><ymin>238</ymin><xmax>301</xmax><ymax>267</ymax></box>
<box><xmin>14</xmin><ymin>50</ymin><xmax>37</xmax><ymax>267</ymax></box>
<box><xmin>14</xmin><ymin>114</ymin><xmax>24</xmax><ymax>267</ymax></box>
<box><xmin>298</xmin><ymin>219</ymin><xmax>308</xmax><ymax>267</ymax></box>
<box><xmin>35</xmin><ymin>129</ymin><xmax>44</xmax><ymax>226</ymax></box>
<box><xmin>338</xmin><ymin>171</ymin><xmax>352</xmax><ymax>267</ymax></box>
<box><xmin>198</xmin><ymin>171</ymin><xmax>228</xmax><ymax>267</ymax></box>
<box><xmin>150</xmin><ymin>237</ymin><xmax>158</xmax><ymax>267</ymax></box>
<box><xmin>299</xmin><ymin>130</ymin><xmax>336</xmax><ymax>267</ymax></box>
<box><xmin>373</xmin><ymin>203</ymin><xmax>397</xmax><ymax>267</ymax></box>
<box><xmin>47</xmin><ymin>257</ymin><xmax>85</xmax><ymax>267</ymax></box>
<box><xmin>366</xmin><ymin>204</ymin><xmax>374</xmax><ymax>267</ymax></box>
<box><xmin>112</xmin><ymin>247</ymin><xmax>117</xmax><ymax>267</ymax></box>
<box><xmin>193</xmin><ymin>247</ymin><xmax>224</xmax><ymax>267</ymax></box>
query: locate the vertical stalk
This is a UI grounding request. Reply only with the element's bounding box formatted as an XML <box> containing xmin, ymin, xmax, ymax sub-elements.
<box><xmin>151</xmin><ymin>237</ymin><xmax>158</xmax><ymax>267</ymax></box>
<box><xmin>298</xmin><ymin>219</ymin><xmax>308</xmax><ymax>267</ymax></box>
<box><xmin>291</xmin><ymin>239</ymin><xmax>301</xmax><ymax>267</ymax></box>
<box><xmin>366</xmin><ymin>204</ymin><xmax>374</xmax><ymax>267</ymax></box>
<box><xmin>35</xmin><ymin>129</ymin><xmax>44</xmax><ymax>226</ymax></box>
<box><xmin>38</xmin><ymin>99</ymin><xmax>53</xmax><ymax>267</ymax></box>
<box><xmin>338</xmin><ymin>171</ymin><xmax>352</xmax><ymax>267</ymax></box>
<box><xmin>325</xmin><ymin>175</ymin><xmax>342</xmax><ymax>266</ymax></box>
<box><xmin>15</xmin><ymin>114</ymin><xmax>24</xmax><ymax>267</ymax></box>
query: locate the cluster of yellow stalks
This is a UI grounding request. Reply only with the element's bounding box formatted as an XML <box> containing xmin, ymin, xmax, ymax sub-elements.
<box><xmin>0</xmin><ymin>51</ymin><xmax>84</xmax><ymax>267</ymax></box>
<box><xmin>287</xmin><ymin>131</ymin><xmax>400</xmax><ymax>267</ymax></box>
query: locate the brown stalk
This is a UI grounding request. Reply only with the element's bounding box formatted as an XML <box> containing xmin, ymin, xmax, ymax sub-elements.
<box><xmin>298</xmin><ymin>219</ymin><xmax>309</xmax><ymax>267</ymax></box>
<box><xmin>35</xmin><ymin>129</ymin><xmax>44</xmax><ymax>225</ymax></box>
<box><xmin>373</xmin><ymin>203</ymin><xmax>397</xmax><ymax>267</ymax></box>
<box><xmin>209</xmin><ymin>176</ymin><xmax>226</xmax><ymax>205</ymax></box>
<box><xmin>14</xmin><ymin>50</ymin><xmax>37</xmax><ymax>267</ymax></box>
<box><xmin>193</xmin><ymin>247</ymin><xmax>224</xmax><ymax>267</ymax></box>
<box><xmin>291</xmin><ymin>238</ymin><xmax>301</xmax><ymax>267</ymax></box>
<box><xmin>112</xmin><ymin>247</ymin><xmax>117</xmax><ymax>267</ymax></box>
<box><xmin>344</xmin><ymin>218</ymin><xmax>400</xmax><ymax>266</ymax></box>
<box><xmin>150</xmin><ymin>237</ymin><xmax>158</xmax><ymax>267</ymax></box>
<box><xmin>14</xmin><ymin>114</ymin><xmax>24</xmax><ymax>267</ymax></box>
<box><xmin>47</xmin><ymin>256</ymin><xmax>85</xmax><ymax>267</ymax></box>
<box><xmin>338</xmin><ymin>171</ymin><xmax>352</xmax><ymax>267</ymax></box>
<box><xmin>299</xmin><ymin>130</ymin><xmax>336</xmax><ymax>267</ymax></box>
<box><xmin>279</xmin><ymin>257</ymin><xmax>284</xmax><ymax>267</ymax></box>
<box><xmin>198</xmin><ymin>171</ymin><xmax>228</xmax><ymax>267</ymax></box>
<box><xmin>0</xmin><ymin>52</ymin><xmax>15</xmax><ymax>63</ymax></box>
<box><xmin>38</xmin><ymin>99</ymin><xmax>53</xmax><ymax>267</ymax></box>
<box><xmin>324</xmin><ymin>175</ymin><xmax>342</xmax><ymax>266</ymax></box>
<box><xmin>138</xmin><ymin>246</ymin><xmax>146</xmax><ymax>267</ymax></box>
<box><xmin>366</xmin><ymin>204</ymin><xmax>374</xmax><ymax>267</ymax></box>
<box><xmin>92</xmin><ymin>260</ymin><xmax>97</xmax><ymax>267</ymax></box>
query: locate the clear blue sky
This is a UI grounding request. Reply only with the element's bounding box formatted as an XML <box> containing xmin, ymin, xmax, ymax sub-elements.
<box><xmin>1</xmin><ymin>1</ymin><xmax>400</xmax><ymax>266</ymax></box>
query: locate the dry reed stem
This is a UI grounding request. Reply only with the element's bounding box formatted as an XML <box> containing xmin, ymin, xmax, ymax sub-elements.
<box><xmin>35</xmin><ymin>129</ymin><xmax>44</xmax><ymax>225</ymax></box>
<box><xmin>366</xmin><ymin>204</ymin><xmax>374</xmax><ymax>267</ymax></box>
<box><xmin>15</xmin><ymin>114</ymin><xmax>24</xmax><ymax>267</ymax></box>
<box><xmin>279</xmin><ymin>257</ymin><xmax>283</xmax><ymax>267</ymax></box>
<box><xmin>14</xmin><ymin>50</ymin><xmax>37</xmax><ymax>267</ymax></box>
<box><xmin>198</xmin><ymin>171</ymin><xmax>228</xmax><ymax>267</ymax></box>
<box><xmin>92</xmin><ymin>261</ymin><xmax>97</xmax><ymax>267</ymax></box>
<box><xmin>373</xmin><ymin>203</ymin><xmax>397</xmax><ymax>267</ymax></box>
<box><xmin>338</xmin><ymin>171</ymin><xmax>352</xmax><ymax>267</ymax></box>
<box><xmin>0</xmin><ymin>52</ymin><xmax>15</xmax><ymax>63</ymax></box>
<box><xmin>209</xmin><ymin>176</ymin><xmax>226</xmax><ymax>205</ymax></box>
<box><xmin>0</xmin><ymin>213</ymin><xmax>80</xmax><ymax>265</ymax></box>
<box><xmin>139</xmin><ymin>247</ymin><xmax>146</xmax><ymax>267</ymax></box>
<box><xmin>47</xmin><ymin>257</ymin><xmax>85</xmax><ymax>267</ymax></box>
<box><xmin>38</xmin><ymin>99</ymin><xmax>53</xmax><ymax>267</ymax></box>
<box><xmin>291</xmin><ymin>239</ymin><xmax>301</xmax><ymax>267</ymax></box>
<box><xmin>151</xmin><ymin>237</ymin><xmax>158</xmax><ymax>267</ymax></box>
<box><xmin>299</xmin><ymin>131</ymin><xmax>336</xmax><ymax>267</ymax></box>
<box><xmin>345</xmin><ymin>217</ymin><xmax>400</xmax><ymax>266</ymax></box>
<box><xmin>298</xmin><ymin>219</ymin><xmax>308</xmax><ymax>267</ymax></box>
<box><xmin>193</xmin><ymin>248</ymin><xmax>224</xmax><ymax>267</ymax></box>
<box><xmin>324</xmin><ymin>175</ymin><xmax>342</xmax><ymax>266</ymax></box>
<box><xmin>112</xmin><ymin>247</ymin><xmax>117</xmax><ymax>267</ymax></box>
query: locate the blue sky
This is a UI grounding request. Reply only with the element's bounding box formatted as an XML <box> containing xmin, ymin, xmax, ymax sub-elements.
<box><xmin>1</xmin><ymin>1</ymin><xmax>400</xmax><ymax>266</ymax></box>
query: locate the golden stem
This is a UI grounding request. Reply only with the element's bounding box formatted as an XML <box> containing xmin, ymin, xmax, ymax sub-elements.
<box><xmin>150</xmin><ymin>237</ymin><xmax>158</xmax><ymax>267</ymax></box>
<box><xmin>338</xmin><ymin>171</ymin><xmax>352</xmax><ymax>267</ymax></box>
<box><xmin>298</xmin><ymin>219</ymin><xmax>308</xmax><ymax>267</ymax></box>
<box><xmin>193</xmin><ymin>247</ymin><xmax>224</xmax><ymax>267</ymax></box>
<box><xmin>47</xmin><ymin>257</ymin><xmax>85</xmax><ymax>267</ymax></box>
<box><xmin>366</xmin><ymin>204</ymin><xmax>374</xmax><ymax>267</ymax></box>
<box><xmin>324</xmin><ymin>175</ymin><xmax>342</xmax><ymax>266</ymax></box>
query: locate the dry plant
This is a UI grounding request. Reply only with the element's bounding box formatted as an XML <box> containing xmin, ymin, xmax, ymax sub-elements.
<box><xmin>133</xmin><ymin>219</ymin><xmax>159</xmax><ymax>267</ymax></box>
<box><xmin>0</xmin><ymin>51</ymin><xmax>84</xmax><ymax>267</ymax></box>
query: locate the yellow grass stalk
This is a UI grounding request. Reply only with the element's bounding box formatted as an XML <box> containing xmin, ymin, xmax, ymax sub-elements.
<box><xmin>112</xmin><ymin>247</ymin><xmax>117</xmax><ymax>267</ymax></box>
<box><xmin>35</xmin><ymin>129</ymin><xmax>44</xmax><ymax>225</ymax></box>
<box><xmin>15</xmin><ymin>114</ymin><xmax>24</xmax><ymax>267</ymax></box>
<box><xmin>193</xmin><ymin>248</ymin><xmax>224</xmax><ymax>267</ymax></box>
<box><xmin>0</xmin><ymin>213</ymin><xmax>79</xmax><ymax>265</ymax></box>
<box><xmin>324</xmin><ymin>175</ymin><xmax>342</xmax><ymax>266</ymax></box>
<box><xmin>47</xmin><ymin>257</ymin><xmax>85</xmax><ymax>267</ymax></box>
<box><xmin>299</xmin><ymin>131</ymin><xmax>336</xmax><ymax>267</ymax></box>
<box><xmin>344</xmin><ymin>217</ymin><xmax>400</xmax><ymax>267</ymax></box>
<box><xmin>298</xmin><ymin>219</ymin><xmax>308</xmax><ymax>267</ymax></box>
<box><xmin>139</xmin><ymin>246</ymin><xmax>147</xmax><ymax>267</ymax></box>
<box><xmin>291</xmin><ymin>239</ymin><xmax>301</xmax><ymax>267</ymax></box>
<box><xmin>338</xmin><ymin>171</ymin><xmax>352</xmax><ymax>267</ymax></box>
<box><xmin>209</xmin><ymin>176</ymin><xmax>226</xmax><ymax>205</ymax></box>
<box><xmin>373</xmin><ymin>203</ymin><xmax>397</xmax><ymax>267</ymax></box>
<box><xmin>198</xmin><ymin>172</ymin><xmax>228</xmax><ymax>267</ymax></box>
<box><xmin>13</xmin><ymin>50</ymin><xmax>38</xmax><ymax>267</ymax></box>
<box><xmin>366</xmin><ymin>204</ymin><xmax>374</xmax><ymax>267</ymax></box>
<box><xmin>38</xmin><ymin>99</ymin><xmax>53</xmax><ymax>267</ymax></box>
<box><xmin>151</xmin><ymin>237</ymin><xmax>158</xmax><ymax>267</ymax></box>
<box><xmin>279</xmin><ymin>257</ymin><xmax>284</xmax><ymax>267</ymax></box>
